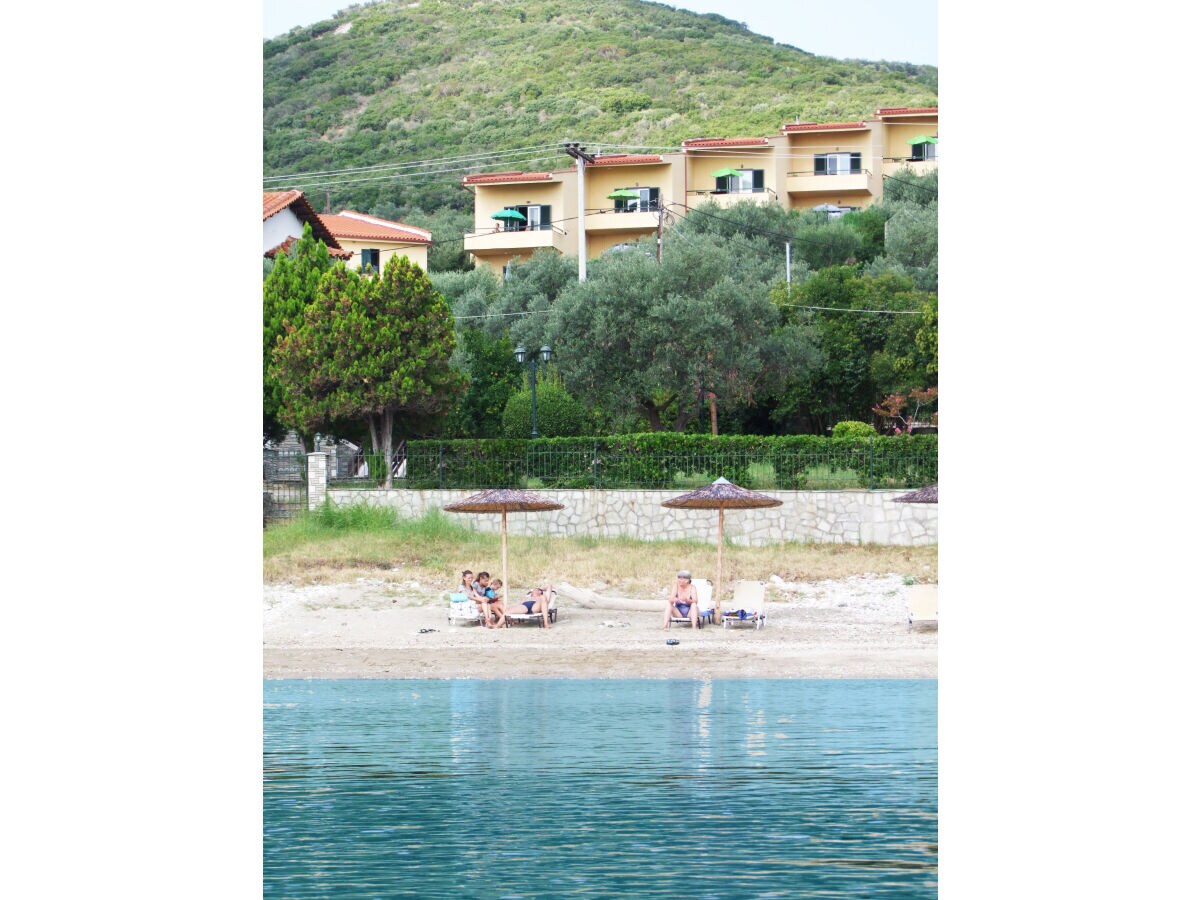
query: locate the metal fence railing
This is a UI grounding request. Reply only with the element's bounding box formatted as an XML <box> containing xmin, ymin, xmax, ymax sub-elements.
<box><xmin>263</xmin><ymin>450</ymin><xmax>308</xmax><ymax>521</ymax></box>
<box><xmin>326</xmin><ymin>442</ymin><xmax>936</xmax><ymax>492</ymax></box>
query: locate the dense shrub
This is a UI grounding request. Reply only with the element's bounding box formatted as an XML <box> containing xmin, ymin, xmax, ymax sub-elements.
<box><xmin>502</xmin><ymin>382</ymin><xmax>587</xmax><ymax>439</ymax></box>
<box><xmin>832</xmin><ymin>421</ymin><xmax>876</xmax><ymax>439</ymax></box>
<box><xmin>397</xmin><ymin>433</ymin><xmax>936</xmax><ymax>490</ymax></box>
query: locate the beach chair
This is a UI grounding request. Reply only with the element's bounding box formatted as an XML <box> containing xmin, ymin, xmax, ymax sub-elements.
<box><xmin>907</xmin><ymin>584</ymin><xmax>938</xmax><ymax>630</ymax></box>
<box><xmin>505</xmin><ymin>588</ymin><xmax>558</xmax><ymax>628</ymax></box>
<box><xmin>722</xmin><ymin>581</ymin><xmax>767</xmax><ymax>629</ymax></box>
<box><xmin>447</xmin><ymin>592</ymin><xmax>484</xmax><ymax>627</ymax></box>
<box><xmin>668</xmin><ymin>579</ymin><xmax>715</xmax><ymax>628</ymax></box>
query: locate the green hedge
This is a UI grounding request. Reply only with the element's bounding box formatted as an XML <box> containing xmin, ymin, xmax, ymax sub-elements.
<box><xmin>389</xmin><ymin>434</ymin><xmax>936</xmax><ymax>490</ymax></box>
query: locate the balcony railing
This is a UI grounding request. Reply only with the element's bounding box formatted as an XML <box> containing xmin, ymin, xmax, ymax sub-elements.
<box><xmin>468</xmin><ymin>222</ymin><xmax>567</xmax><ymax>234</ymax></box>
<box><xmin>463</xmin><ymin>223</ymin><xmax>568</xmax><ymax>254</ymax></box>
<box><xmin>686</xmin><ymin>187</ymin><xmax>779</xmax><ymax>208</ymax></box>
<box><xmin>787</xmin><ymin>167</ymin><xmax>873</xmax><ymax>177</ymax></box>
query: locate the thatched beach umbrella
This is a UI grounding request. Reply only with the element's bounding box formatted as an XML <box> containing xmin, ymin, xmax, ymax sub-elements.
<box><xmin>661</xmin><ymin>477</ymin><xmax>782</xmax><ymax>615</ymax></box>
<box><xmin>893</xmin><ymin>484</ymin><xmax>938</xmax><ymax>504</ymax></box>
<box><xmin>442</xmin><ymin>489</ymin><xmax>565</xmax><ymax>608</ymax></box>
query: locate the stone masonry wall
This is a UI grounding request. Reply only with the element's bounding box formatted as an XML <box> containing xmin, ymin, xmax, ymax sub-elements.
<box><xmin>324</xmin><ymin>487</ymin><xmax>937</xmax><ymax>546</ymax></box>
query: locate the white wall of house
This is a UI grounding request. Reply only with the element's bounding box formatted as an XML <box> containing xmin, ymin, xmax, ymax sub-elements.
<box><xmin>263</xmin><ymin>207</ymin><xmax>304</xmax><ymax>254</ymax></box>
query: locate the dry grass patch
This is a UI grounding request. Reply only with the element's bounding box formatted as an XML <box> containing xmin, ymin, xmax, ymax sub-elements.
<box><xmin>265</xmin><ymin>508</ymin><xmax>937</xmax><ymax>595</ymax></box>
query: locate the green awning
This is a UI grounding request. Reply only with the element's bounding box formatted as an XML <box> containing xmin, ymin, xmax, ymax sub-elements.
<box><xmin>906</xmin><ymin>135</ymin><xmax>938</xmax><ymax>145</ymax></box>
<box><xmin>607</xmin><ymin>189</ymin><xmax>642</xmax><ymax>199</ymax></box>
<box><xmin>490</xmin><ymin>208</ymin><xmax>527</xmax><ymax>221</ymax></box>
<box><xmin>712</xmin><ymin>167</ymin><xmax>742</xmax><ymax>178</ymax></box>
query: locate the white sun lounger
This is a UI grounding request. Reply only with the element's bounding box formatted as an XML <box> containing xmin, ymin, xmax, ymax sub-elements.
<box><xmin>722</xmin><ymin>581</ymin><xmax>767</xmax><ymax>629</ymax></box>
<box><xmin>907</xmin><ymin>584</ymin><xmax>938</xmax><ymax>630</ymax></box>
<box><xmin>447</xmin><ymin>592</ymin><xmax>484</xmax><ymax>627</ymax></box>
<box><xmin>505</xmin><ymin>589</ymin><xmax>558</xmax><ymax>628</ymax></box>
<box><xmin>669</xmin><ymin>579</ymin><xmax>715</xmax><ymax>628</ymax></box>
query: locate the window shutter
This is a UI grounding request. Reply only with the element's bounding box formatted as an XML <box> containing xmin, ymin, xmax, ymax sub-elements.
<box><xmin>851</xmin><ymin>153</ymin><xmax>862</xmax><ymax>173</ymax></box>
<box><xmin>752</xmin><ymin>170</ymin><xmax>764</xmax><ymax>191</ymax></box>
<box><xmin>815</xmin><ymin>155</ymin><xmax>827</xmax><ymax>175</ymax></box>
<box><xmin>541</xmin><ymin>205</ymin><xmax>551</xmax><ymax>229</ymax></box>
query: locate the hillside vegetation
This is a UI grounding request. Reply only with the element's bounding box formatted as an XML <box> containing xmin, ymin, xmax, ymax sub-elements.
<box><xmin>264</xmin><ymin>0</ymin><xmax>937</xmax><ymax>215</ymax></box>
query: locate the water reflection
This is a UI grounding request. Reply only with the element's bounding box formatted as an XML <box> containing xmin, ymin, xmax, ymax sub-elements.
<box><xmin>265</xmin><ymin>679</ymin><xmax>937</xmax><ymax>898</ymax></box>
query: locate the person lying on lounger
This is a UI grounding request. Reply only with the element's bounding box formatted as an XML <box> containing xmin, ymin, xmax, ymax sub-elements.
<box><xmin>662</xmin><ymin>570</ymin><xmax>699</xmax><ymax>630</ymax></box>
<box><xmin>517</xmin><ymin>584</ymin><xmax>554</xmax><ymax>628</ymax></box>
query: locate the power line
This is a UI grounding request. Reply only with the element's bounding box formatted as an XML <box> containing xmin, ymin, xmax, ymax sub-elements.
<box><xmin>881</xmin><ymin>174</ymin><xmax>939</xmax><ymax>196</ymax></box>
<box><xmin>264</xmin><ymin>143</ymin><xmax>569</xmax><ymax>182</ymax></box>
<box><xmin>776</xmin><ymin>303</ymin><xmax>924</xmax><ymax>315</ymax></box>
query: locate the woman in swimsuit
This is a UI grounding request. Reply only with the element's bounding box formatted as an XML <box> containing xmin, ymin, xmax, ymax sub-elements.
<box><xmin>662</xmin><ymin>570</ymin><xmax>699</xmax><ymax>629</ymax></box>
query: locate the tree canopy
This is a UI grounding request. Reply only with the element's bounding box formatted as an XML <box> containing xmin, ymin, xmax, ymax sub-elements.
<box><xmin>262</xmin><ymin>222</ymin><xmax>337</xmax><ymax>440</ymax></box>
<box><xmin>271</xmin><ymin>255</ymin><xmax>465</xmax><ymax>485</ymax></box>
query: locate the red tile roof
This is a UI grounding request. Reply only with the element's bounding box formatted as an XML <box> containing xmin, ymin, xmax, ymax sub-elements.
<box><xmin>681</xmin><ymin>137</ymin><xmax>771</xmax><ymax>148</ymax></box>
<box><xmin>589</xmin><ymin>154</ymin><xmax>665</xmax><ymax>166</ymax></box>
<box><xmin>262</xmin><ymin>189</ymin><xmax>344</xmax><ymax>251</ymax></box>
<box><xmin>265</xmin><ymin>235</ymin><xmax>353</xmax><ymax>260</ymax></box>
<box><xmin>876</xmin><ymin>106</ymin><xmax>938</xmax><ymax>116</ymax></box>
<box><xmin>263</xmin><ymin>190</ymin><xmax>303</xmax><ymax>219</ymax></box>
<box><xmin>782</xmin><ymin>121</ymin><xmax>868</xmax><ymax>133</ymax></box>
<box><xmin>462</xmin><ymin>171</ymin><xmax>557</xmax><ymax>185</ymax></box>
<box><xmin>319</xmin><ymin>211</ymin><xmax>432</xmax><ymax>244</ymax></box>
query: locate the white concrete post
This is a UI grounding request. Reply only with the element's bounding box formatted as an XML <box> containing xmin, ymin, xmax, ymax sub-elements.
<box><xmin>307</xmin><ymin>452</ymin><xmax>328</xmax><ymax>511</ymax></box>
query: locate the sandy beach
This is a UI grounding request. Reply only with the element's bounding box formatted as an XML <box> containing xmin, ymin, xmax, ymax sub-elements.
<box><xmin>264</xmin><ymin>573</ymin><xmax>937</xmax><ymax>679</ymax></box>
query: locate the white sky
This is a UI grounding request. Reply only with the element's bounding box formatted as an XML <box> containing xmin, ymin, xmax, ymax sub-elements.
<box><xmin>263</xmin><ymin>0</ymin><xmax>937</xmax><ymax>66</ymax></box>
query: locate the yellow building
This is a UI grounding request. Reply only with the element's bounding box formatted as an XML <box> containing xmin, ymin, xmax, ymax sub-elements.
<box><xmin>462</xmin><ymin>107</ymin><xmax>936</xmax><ymax>274</ymax></box>
<box><xmin>317</xmin><ymin>210</ymin><xmax>432</xmax><ymax>272</ymax></box>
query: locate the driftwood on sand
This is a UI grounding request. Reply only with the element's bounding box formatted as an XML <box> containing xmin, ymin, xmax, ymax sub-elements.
<box><xmin>553</xmin><ymin>582</ymin><xmax>660</xmax><ymax>613</ymax></box>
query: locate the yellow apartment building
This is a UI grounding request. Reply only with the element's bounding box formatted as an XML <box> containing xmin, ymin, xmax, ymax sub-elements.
<box><xmin>461</xmin><ymin>107</ymin><xmax>936</xmax><ymax>275</ymax></box>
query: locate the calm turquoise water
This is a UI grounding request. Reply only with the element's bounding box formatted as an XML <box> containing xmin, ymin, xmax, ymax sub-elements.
<box><xmin>264</xmin><ymin>679</ymin><xmax>937</xmax><ymax>898</ymax></box>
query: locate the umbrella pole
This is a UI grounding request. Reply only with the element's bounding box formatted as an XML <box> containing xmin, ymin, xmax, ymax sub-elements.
<box><xmin>501</xmin><ymin>509</ymin><xmax>508</xmax><ymax>629</ymax></box>
<box><xmin>715</xmin><ymin>507</ymin><xmax>724</xmax><ymax>619</ymax></box>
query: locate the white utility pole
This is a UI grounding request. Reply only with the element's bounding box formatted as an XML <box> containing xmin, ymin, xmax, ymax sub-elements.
<box><xmin>785</xmin><ymin>241</ymin><xmax>792</xmax><ymax>293</ymax></box>
<box><xmin>563</xmin><ymin>141</ymin><xmax>596</xmax><ymax>281</ymax></box>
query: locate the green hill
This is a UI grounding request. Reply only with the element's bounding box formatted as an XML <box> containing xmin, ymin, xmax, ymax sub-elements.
<box><xmin>263</xmin><ymin>0</ymin><xmax>937</xmax><ymax>215</ymax></box>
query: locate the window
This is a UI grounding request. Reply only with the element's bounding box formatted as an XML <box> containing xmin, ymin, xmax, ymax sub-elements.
<box><xmin>717</xmin><ymin>169</ymin><xmax>765</xmax><ymax>193</ymax></box>
<box><xmin>813</xmin><ymin>153</ymin><xmax>862</xmax><ymax>175</ymax></box>
<box><xmin>615</xmin><ymin>187</ymin><xmax>660</xmax><ymax>212</ymax></box>
<box><xmin>909</xmin><ymin>141</ymin><xmax>937</xmax><ymax>161</ymax></box>
<box><xmin>360</xmin><ymin>248</ymin><xmax>381</xmax><ymax>272</ymax></box>
<box><xmin>504</xmin><ymin>205</ymin><xmax>552</xmax><ymax>231</ymax></box>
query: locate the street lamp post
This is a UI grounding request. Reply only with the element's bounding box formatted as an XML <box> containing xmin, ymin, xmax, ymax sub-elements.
<box><xmin>514</xmin><ymin>345</ymin><xmax>553</xmax><ymax>438</ymax></box>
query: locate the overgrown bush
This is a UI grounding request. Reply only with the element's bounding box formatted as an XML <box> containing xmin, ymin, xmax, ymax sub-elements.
<box><xmin>395</xmin><ymin>433</ymin><xmax>936</xmax><ymax>490</ymax></box>
<box><xmin>832</xmin><ymin>421</ymin><xmax>876</xmax><ymax>439</ymax></box>
<box><xmin>502</xmin><ymin>381</ymin><xmax>587</xmax><ymax>439</ymax></box>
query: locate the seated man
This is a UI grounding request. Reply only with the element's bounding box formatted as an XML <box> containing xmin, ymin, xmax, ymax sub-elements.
<box><xmin>662</xmin><ymin>570</ymin><xmax>699</xmax><ymax>630</ymax></box>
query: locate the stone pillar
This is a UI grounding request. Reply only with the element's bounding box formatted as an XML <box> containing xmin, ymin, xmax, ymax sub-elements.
<box><xmin>307</xmin><ymin>452</ymin><xmax>328</xmax><ymax>511</ymax></box>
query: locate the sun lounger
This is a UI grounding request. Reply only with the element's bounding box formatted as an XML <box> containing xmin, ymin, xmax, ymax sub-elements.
<box><xmin>722</xmin><ymin>580</ymin><xmax>767</xmax><ymax>629</ymax></box>
<box><xmin>669</xmin><ymin>579</ymin><xmax>715</xmax><ymax>628</ymax></box>
<box><xmin>505</xmin><ymin>589</ymin><xmax>558</xmax><ymax>628</ymax></box>
<box><xmin>447</xmin><ymin>592</ymin><xmax>484</xmax><ymax>627</ymax></box>
<box><xmin>907</xmin><ymin>584</ymin><xmax>938</xmax><ymax>630</ymax></box>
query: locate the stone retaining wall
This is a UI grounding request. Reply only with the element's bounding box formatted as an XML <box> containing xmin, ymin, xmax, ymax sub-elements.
<box><xmin>325</xmin><ymin>486</ymin><xmax>936</xmax><ymax>546</ymax></box>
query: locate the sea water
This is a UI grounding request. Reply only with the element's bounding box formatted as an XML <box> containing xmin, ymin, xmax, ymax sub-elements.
<box><xmin>264</xmin><ymin>679</ymin><xmax>937</xmax><ymax>898</ymax></box>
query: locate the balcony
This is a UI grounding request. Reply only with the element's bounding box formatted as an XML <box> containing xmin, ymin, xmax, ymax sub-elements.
<box><xmin>585</xmin><ymin>207</ymin><xmax>661</xmax><ymax>233</ymax></box>
<box><xmin>786</xmin><ymin>169</ymin><xmax>872</xmax><ymax>195</ymax></box>
<box><xmin>882</xmin><ymin>158</ymin><xmax>938</xmax><ymax>178</ymax></box>
<box><xmin>686</xmin><ymin>187</ymin><xmax>779</xmax><ymax>209</ymax></box>
<box><xmin>463</xmin><ymin>224</ymin><xmax>565</xmax><ymax>256</ymax></box>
